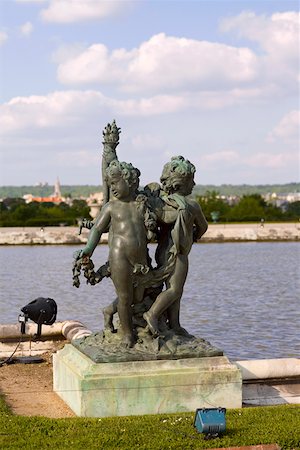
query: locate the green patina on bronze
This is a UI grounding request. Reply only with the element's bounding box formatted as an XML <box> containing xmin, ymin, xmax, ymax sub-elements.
<box><xmin>73</xmin><ymin>328</ymin><xmax>222</xmax><ymax>364</ymax></box>
<box><xmin>72</xmin><ymin>121</ymin><xmax>215</xmax><ymax>361</ymax></box>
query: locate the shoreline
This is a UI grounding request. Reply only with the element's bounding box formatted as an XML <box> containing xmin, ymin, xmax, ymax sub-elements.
<box><xmin>0</xmin><ymin>223</ymin><xmax>299</xmax><ymax>245</ymax></box>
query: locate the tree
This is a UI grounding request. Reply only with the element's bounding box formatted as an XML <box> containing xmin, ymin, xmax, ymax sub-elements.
<box><xmin>2</xmin><ymin>197</ymin><xmax>25</xmax><ymax>211</ymax></box>
<box><xmin>0</xmin><ymin>198</ymin><xmax>92</xmax><ymax>226</ymax></box>
<box><xmin>12</xmin><ymin>202</ymin><xmax>40</xmax><ymax>222</ymax></box>
<box><xmin>264</xmin><ymin>204</ymin><xmax>284</xmax><ymax>221</ymax></box>
<box><xmin>70</xmin><ymin>199</ymin><xmax>91</xmax><ymax>219</ymax></box>
<box><xmin>196</xmin><ymin>191</ymin><xmax>230</xmax><ymax>222</ymax></box>
<box><xmin>285</xmin><ymin>201</ymin><xmax>300</xmax><ymax>219</ymax></box>
<box><xmin>227</xmin><ymin>195</ymin><xmax>264</xmax><ymax>222</ymax></box>
<box><xmin>226</xmin><ymin>194</ymin><xmax>284</xmax><ymax>222</ymax></box>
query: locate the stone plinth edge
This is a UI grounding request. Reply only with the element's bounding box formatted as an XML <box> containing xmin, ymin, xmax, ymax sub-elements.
<box><xmin>53</xmin><ymin>344</ymin><xmax>242</xmax><ymax>417</ymax></box>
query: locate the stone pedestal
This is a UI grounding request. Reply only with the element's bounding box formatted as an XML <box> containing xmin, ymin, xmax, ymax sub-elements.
<box><xmin>53</xmin><ymin>344</ymin><xmax>242</xmax><ymax>417</ymax></box>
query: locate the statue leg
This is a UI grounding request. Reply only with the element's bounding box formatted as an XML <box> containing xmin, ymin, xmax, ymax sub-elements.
<box><xmin>143</xmin><ymin>254</ymin><xmax>188</xmax><ymax>336</ymax></box>
<box><xmin>167</xmin><ymin>299</ymin><xmax>191</xmax><ymax>337</ymax></box>
<box><xmin>102</xmin><ymin>298</ymin><xmax>118</xmax><ymax>332</ymax></box>
<box><xmin>110</xmin><ymin>262</ymin><xmax>135</xmax><ymax>348</ymax></box>
<box><xmin>167</xmin><ymin>298</ymin><xmax>180</xmax><ymax>329</ymax></box>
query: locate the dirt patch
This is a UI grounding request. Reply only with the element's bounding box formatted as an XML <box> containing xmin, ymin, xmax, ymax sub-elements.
<box><xmin>0</xmin><ymin>349</ymin><xmax>75</xmax><ymax>418</ymax></box>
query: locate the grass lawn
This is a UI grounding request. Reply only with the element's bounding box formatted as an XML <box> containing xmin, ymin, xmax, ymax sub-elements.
<box><xmin>0</xmin><ymin>396</ymin><xmax>299</xmax><ymax>450</ymax></box>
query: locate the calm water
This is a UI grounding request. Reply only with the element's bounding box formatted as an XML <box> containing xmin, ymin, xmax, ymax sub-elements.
<box><xmin>0</xmin><ymin>242</ymin><xmax>299</xmax><ymax>360</ymax></box>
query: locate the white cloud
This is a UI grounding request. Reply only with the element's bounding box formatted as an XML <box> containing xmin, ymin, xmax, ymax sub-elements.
<box><xmin>220</xmin><ymin>11</ymin><xmax>299</xmax><ymax>55</ymax></box>
<box><xmin>20</xmin><ymin>22</ymin><xmax>33</xmax><ymax>36</ymax></box>
<box><xmin>220</xmin><ymin>11</ymin><xmax>299</xmax><ymax>86</ymax></box>
<box><xmin>4</xmin><ymin>86</ymin><xmax>298</xmax><ymax>143</ymax></box>
<box><xmin>246</xmin><ymin>151</ymin><xmax>298</xmax><ymax>169</ymax></box>
<box><xmin>52</xmin><ymin>43</ymin><xmax>86</xmax><ymax>64</ymax></box>
<box><xmin>16</xmin><ymin>0</ymin><xmax>47</xmax><ymax>3</ymax></box>
<box><xmin>199</xmin><ymin>148</ymin><xmax>298</xmax><ymax>173</ymax></box>
<box><xmin>131</xmin><ymin>134</ymin><xmax>164</xmax><ymax>151</ymax></box>
<box><xmin>3</xmin><ymin>92</ymin><xmax>225</xmax><ymax>150</ymax></box>
<box><xmin>0</xmin><ymin>91</ymin><xmax>106</xmax><ymax>134</ymax></box>
<box><xmin>201</xmin><ymin>150</ymin><xmax>239</xmax><ymax>164</ymax></box>
<box><xmin>56</xmin><ymin>149</ymin><xmax>99</xmax><ymax>168</ymax></box>
<box><xmin>55</xmin><ymin>16</ymin><xmax>298</xmax><ymax>101</ymax></box>
<box><xmin>1</xmin><ymin>89</ymin><xmax>298</xmax><ymax>185</ymax></box>
<box><xmin>116</xmin><ymin>94</ymin><xmax>188</xmax><ymax>116</ymax></box>
<box><xmin>1</xmin><ymin>87</ymin><xmax>278</xmax><ymax>139</ymax></box>
<box><xmin>40</xmin><ymin>0</ymin><xmax>130</xmax><ymax>24</ymax></box>
<box><xmin>3</xmin><ymin>6</ymin><xmax>299</xmax><ymax>186</ymax></box>
<box><xmin>57</xmin><ymin>33</ymin><xmax>258</xmax><ymax>93</ymax></box>
<box><xmin>0</xmin><ymin>90</ymin><xmax>188</xmax><ymax>136</ymax></box>
<box><xmin>0</xmin><ymin>31</ymin><xmax>8</xmax><ymax>46</ymax></box>
<box><xmin>268</xmin><ymin>110</ymin><xmax>300</xmax><ymax>142</ymax></box>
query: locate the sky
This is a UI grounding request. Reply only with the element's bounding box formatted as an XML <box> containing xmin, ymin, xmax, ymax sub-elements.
<box><xmin>0</xmin><ymin>0</ymin><xmax>299</xmax><ymax>187</ymax></box>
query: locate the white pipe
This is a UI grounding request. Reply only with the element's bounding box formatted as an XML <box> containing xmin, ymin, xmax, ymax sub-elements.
<box><xmin>0</xmin><ymin>320</ymin><xmax>92</xmax><ymax>341</ymax></box>
<box><xmin>61</xmin><ymin>320</ymin><xmax>92</xmax><ymax>341</ymax></box>
<box><xmin>0</xmin><ymin>322</ymin><xmax>64</xmax><ymax>339</ymax></box>
<box><xmin>235</xmin><ymin>358</ymin><xmax>300</xmax><ymax>380</ymax></box>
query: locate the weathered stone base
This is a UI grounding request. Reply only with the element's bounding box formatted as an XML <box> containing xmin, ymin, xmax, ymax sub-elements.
<box><xmin>72</xmin><ymin>329</ymin><xmax>223</xmax><ymax>363</ymax></box>
<box><xmin>53</xmin><ymin>344</ymin><xmax>242</xmax><ymax>417</ymax></box>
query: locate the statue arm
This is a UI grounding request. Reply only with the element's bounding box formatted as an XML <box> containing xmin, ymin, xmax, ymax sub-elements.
<box><xmin>156</xmin><ymin>201</ymin><xmax>178</xmax><ymax>224</ymax></box>
<box><xmin>81</xmin><ymin>203</ymin><xmax>111</xmax><ymax>256</ymax></box>
<box><xmin>102</xmin><ymin>121</ymin><xmax>120</xmax><ymax>204</ymax></box>
<box><xmin>192</xmin><ymin>201</ymin><xmax>208</xmax><ymax>240</ymax></box>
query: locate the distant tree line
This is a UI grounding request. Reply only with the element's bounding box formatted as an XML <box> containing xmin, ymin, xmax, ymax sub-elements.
<box><xmin>0</xmin><ymin>182</ymin><xmax>299</xmax><ymax>199</ymax></box>
<box><xmin>0</xmin><ymin>199</ymin><xmax>91</xmax><ymax>227</ymax></box>
<box><xmin>193</xmin><ymin>182</ymin><xmax>299</xmax><ymax>197</ymax></box>
<box><xmin>0</xmin><ymin>192</ymin><xmax>299</xmax><ymax>227</ymax></box>
<box><xmin>0</xmin><ymin>185</ymin><xmax>103</xmax><ymax>199</ymax></box>
<box><xmin>197</xmin><ymin>191</ymin><xmax>300</xmax><ymax>223</ymax></box>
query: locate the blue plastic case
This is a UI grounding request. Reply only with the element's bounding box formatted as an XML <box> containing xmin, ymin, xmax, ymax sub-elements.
<box><xmin>194</xmin><ymin>407</ymin><xmax>226</xmax><ymax>434</ymax></box>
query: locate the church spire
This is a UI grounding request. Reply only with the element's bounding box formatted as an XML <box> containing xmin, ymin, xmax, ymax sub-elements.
<box><xmin>53</xmin><ymin>177</ymin><xmax>61</xmax><ymax>198</ymax></box>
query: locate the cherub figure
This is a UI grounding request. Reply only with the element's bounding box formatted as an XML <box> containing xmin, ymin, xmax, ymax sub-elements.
<box><xmin>143</xmin><ymin>156</ymin><xmax>208</xmax><ymax>337</ymax></box>
<box><xmin>74</xmin><ymin>160</ymin><xmax>151</xmax><ymax>348</ymax></box>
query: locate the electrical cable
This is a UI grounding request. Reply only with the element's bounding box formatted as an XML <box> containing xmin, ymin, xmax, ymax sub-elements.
<box><xmin>0</xmin><ymin>335</ymin><xmax>23</xmax><ymax>367</ymax></box>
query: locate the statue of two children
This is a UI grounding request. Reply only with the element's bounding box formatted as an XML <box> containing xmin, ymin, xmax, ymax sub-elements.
<box><xmin>74</xmin><ymin>155</ymin><xmax>207</xmax><ymax>348</ymax></box>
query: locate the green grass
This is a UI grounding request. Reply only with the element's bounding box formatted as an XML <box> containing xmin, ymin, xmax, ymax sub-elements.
<box><xmin>0</xmin><ymin>394</ymin><xmax>12</xmax><ymax>415</ymax></box>
<box><xmin>0</xmin><ymin>398</ymin><xmax>299</xmax><ymax>450</ymax></box>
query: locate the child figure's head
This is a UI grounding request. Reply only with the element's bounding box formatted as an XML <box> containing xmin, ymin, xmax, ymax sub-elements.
<box><xmin>106</xmin><ymin>160</ymin><xmax>140</xmax><ymax>199</ymax></box>
<box><xmin>160</xmin><ymin>156</ymin><xmax>196</xmax><ymax>195</ymax></box>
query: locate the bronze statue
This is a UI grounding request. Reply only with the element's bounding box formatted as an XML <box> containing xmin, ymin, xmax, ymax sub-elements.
<box><xmin>73</xmin><ymin>160</ymin><xmax>154</xmax><ymax>348</ymax></box>
<box><xmin>143</xmin><ymin>156</ymin><xmax>208</xmax><ymax>337</ymax></box>
<box><xmin>72</xmin><ymin>121</ymin><xmax>215</xmax><ymax>360</ymax></box>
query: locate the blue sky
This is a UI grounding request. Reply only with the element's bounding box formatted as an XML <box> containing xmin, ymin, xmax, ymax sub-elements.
<box><xmin>0</xmin><ymin>0</ymin><xmax>299</xmax><ymax>187</ymax></box>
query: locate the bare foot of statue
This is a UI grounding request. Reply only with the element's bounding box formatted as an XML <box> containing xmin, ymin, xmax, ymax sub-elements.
<box><xmin>143</xmin><ymin>311</ymin><xmax>160</xmax><ymax>337</ymax></box>
<box><xmin>102</xmin><ymin>307</ymin><xmax>115</xmax><ymax>332</ymax></box>
<box><xmin>121</xmin><ymin>333</ymin><xmax>135</xmax><ymax>348</ymax></box>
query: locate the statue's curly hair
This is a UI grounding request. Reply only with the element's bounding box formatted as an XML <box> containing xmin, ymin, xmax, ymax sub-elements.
<box><xmin>106</xmin><ymin>160</ymin><xmax>140</xmax><ymax>187</ymax></box>
<box><xmin>160</xmin><ymin>155</ymin><xmax>195</xmax><ymax>194</ymax></box>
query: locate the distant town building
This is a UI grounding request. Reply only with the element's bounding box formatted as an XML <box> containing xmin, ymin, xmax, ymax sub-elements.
<box><xmin>23</xmin><ymin>177</ymin><xmax>64</xmax><ymax>204</ymax></box>
<box><xmin>264</xmin><ymin>192</ymin><xmax>300</xmax><ymax>209</ymax></box>
<box><xmin>86</xmin><ymin>192</ymin><xmax>104</xmax><ymax>218</ymax></box>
